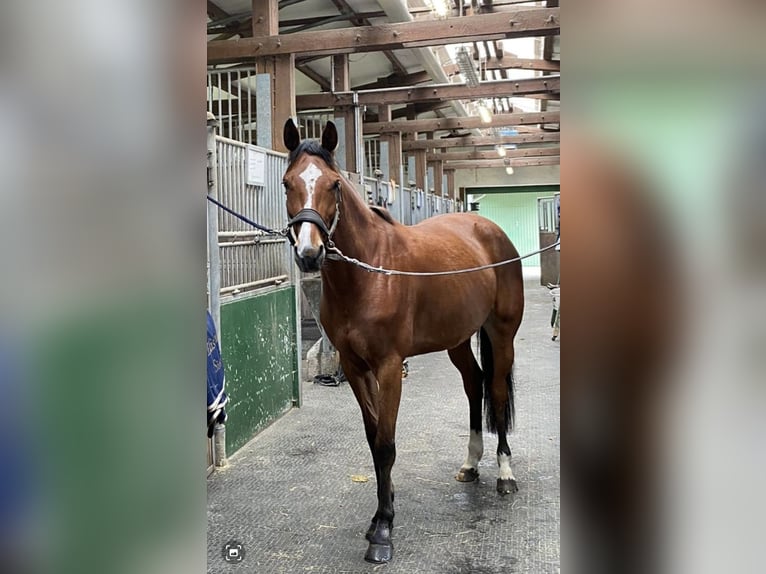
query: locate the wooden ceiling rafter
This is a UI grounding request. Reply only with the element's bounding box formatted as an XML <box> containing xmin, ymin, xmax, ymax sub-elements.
<box><xmin>297</xmin><ymin>64</ymin><xmax>332</xmax><ymax>91</ymax></box>
<box><xmin>362</xmin><ymin>101</ymin><xmax>452</xmax><ymax>123</ymax></box>
<box><xmin>363</xmin><ymin>111</ymin><xmax>559</xmax><ymax>134</ymax></box>
<box><xmin>208</xmin><ymin>9</ymin><xmax>560</xmax><ymax>62</ymax></box>
<box><xmin>428</xmin><ymin>147</ymin><xmax>560</xmax><ymax>161</ymax></box>
<box><xmin>444</xmin><ymin>156</ymin><xmax>560</xmax><ymax>169</ymax></box>
<box><xmin>402</xmin><ymin>132</ymin><xmax>560</xmax><ymax>151</ymax></box>
<box><xmin>208</xmin><ymin>8</ymin><xmax>436</xmax><ymax>36</ymax></box>
<box><xmin>354</xmin><ymin>71</ymin><xmax>433</xmax><ymax>91</ymax></box>
<box><xmin>297</xmin><ymin>76</ymin><xmax>558</xmax><ymax>109</ymax></box>
<box><xmin>206</xmin><ymin>2</ymin><xmax>561</xmax><ymax>173</ymax></box>
<box><xmin>484</xmin><ymin>57</ymin><xmax>559</xmax><ymax>72</ymax></box>
<box><xmin>327</xmin><ymin>0</ymin><xmax>409</xmax><ymax>77</ymax></box>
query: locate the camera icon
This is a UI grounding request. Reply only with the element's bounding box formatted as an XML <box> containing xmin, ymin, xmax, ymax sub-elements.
<box><xmin>222</xmin><ymin>541</ymin><xmax>245</xmax><ymax>563</ymax></box>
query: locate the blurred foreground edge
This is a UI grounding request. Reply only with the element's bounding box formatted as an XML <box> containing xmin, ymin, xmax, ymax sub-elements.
<box><xmin>563</xmin><ymin>130</ymin><xmax>680</xmax><ymax>574</ymax></box>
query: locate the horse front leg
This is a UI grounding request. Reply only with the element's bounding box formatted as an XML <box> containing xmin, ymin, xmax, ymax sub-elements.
<box><xmin>364</xmin><ymin>356</ymin><xmax>403</xmax><ymax>564</ymax></box>
<box><xmin>340</xmin><ymin>357</ymin><xmax>382</xmax><ymax>543</ymax></box>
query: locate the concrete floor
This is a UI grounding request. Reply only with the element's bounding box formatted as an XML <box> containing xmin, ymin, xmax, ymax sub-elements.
<box><xmin>207</xmin><ymin>278</ymin><xmax>560</xmax><ymax>573</ymax></box>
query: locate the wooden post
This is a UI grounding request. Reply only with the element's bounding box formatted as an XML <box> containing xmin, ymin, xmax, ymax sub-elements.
<box><xmin>445</xmin><ymin>169</ymin><xmax>456</xmax><ymax>201</ymax></box>
<box><xmin>333</xmin><ymin>54</ymin><xmax>358</xmax><ymax>173</ymax></box>
<box><xmin>402</xmin><ymin>133</ymin><xmax>412</xmax><ymax>184</ymax></box>
<box><xmin>253</xmin><ymin>0</ymin><xmax>295</xmax><ymax>153</ymax></box>
<box><xmin>414</xmin><ymin>148</ymin><xmax>427</xmax><ymax>192</ymax></box>
<box><xmin>379</xmin><ymin>105</ymin><xmax>401</xmax><ymax>185</ymax></box>
<box><xmin>431</xmin><ymin>160</ymin><xmax>443</xmax><ymax>197</ymax></box>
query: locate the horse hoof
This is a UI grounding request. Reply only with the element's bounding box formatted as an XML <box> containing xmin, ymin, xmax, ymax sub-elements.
<box><xmin>497</xmin><ymin>478</ymin><xmax>519</xmax><ymax>495</ymax></box>
<box><xmin>364</xmin><ymin>541</ymin><xmax>393</xmax><ymax>563</ymax></box>
<box><xmin>455</xmin><ymin>467</ymin><xmax>480</xmax><ymax>482</ymax></box>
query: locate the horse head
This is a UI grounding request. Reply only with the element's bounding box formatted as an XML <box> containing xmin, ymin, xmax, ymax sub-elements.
<box><xmin>282</xmin><ymin>118</ymin><xmax>342</xmax><ymax>272</ymax></box>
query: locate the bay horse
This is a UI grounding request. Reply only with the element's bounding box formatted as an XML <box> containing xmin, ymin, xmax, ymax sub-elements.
<box><xmin>282</xmin><ymin>119</ymin><xmax>524</xmax><ymax>564</ymax></box>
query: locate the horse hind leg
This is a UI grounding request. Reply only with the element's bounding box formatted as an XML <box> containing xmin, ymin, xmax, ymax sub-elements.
<box><xmin>448</xmin><ymin>340</ymin><xmax>484</xmax><ymax>482</ymax></box>
<box><xmin>479</xmin><ymin>326</ymin><xmax>519</xmax><ymax>495</ymax></box>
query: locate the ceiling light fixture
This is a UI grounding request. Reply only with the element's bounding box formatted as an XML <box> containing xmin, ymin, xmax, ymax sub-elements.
<box><xmin>496</xmin><ymin>145</ymin><xmax>507</xmax><ymax>157</ymax></box>
<box><xmin>425</xmin><ymin>0</ymin><xmax>451</xmax><ymax>18</ymax></box>
<box><xmin>477</xmin><ymin>101</ymin><xmax>493</xmax><ymax>124</ymax></box>
<box><xmin>505</xmin><ymin>166</ymin><xmax>514</xmax><ymax>175</ymax></box>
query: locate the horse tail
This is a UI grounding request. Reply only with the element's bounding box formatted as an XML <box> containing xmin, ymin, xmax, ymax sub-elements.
<box><xmin>479</xmin><ymin>327</ymin><xmax>515</xmax><ymax>434</ymax></box>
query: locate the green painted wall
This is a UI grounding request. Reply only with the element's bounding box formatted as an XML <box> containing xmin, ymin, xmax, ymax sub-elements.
<box><xmin>220</xmin><ymin>285</ymin><xmax>298</xmax><ymax>455</ymax></box>
<box><xmin>477</xmin><ymin>191</ymin><xmax>557</xmax><ymax>267</ymax></box>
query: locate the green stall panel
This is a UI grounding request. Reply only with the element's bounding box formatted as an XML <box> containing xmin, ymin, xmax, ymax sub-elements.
<box><xmin>220</xmin><ymin>285</ymin><xmax>298</xmax><ymax>455</ymax></box>
<box><xmin>477</xmin><ymin>191</ymin><xmax>556</xmax><ymax>267</ymax></box>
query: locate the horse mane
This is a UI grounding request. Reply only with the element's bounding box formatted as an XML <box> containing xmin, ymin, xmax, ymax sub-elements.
<box><xmin>369</xmin><ymin>205</ymin><xmax>396</xmax><ymax>225</ymax></box>
<box><xmin>288</xmin><ymin>140</ymin><xmax>337</xmax><ymax>169</ymax></box>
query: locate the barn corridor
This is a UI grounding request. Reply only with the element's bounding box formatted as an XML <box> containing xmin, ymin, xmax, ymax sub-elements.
<box><xmin>207</xmin><ymin>276</ymin><xmax>560</xmax><ymax>574</ymax></box>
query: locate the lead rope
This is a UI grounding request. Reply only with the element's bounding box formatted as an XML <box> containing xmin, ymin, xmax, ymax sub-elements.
<box><xmin>325</xmin><ymin>240</ymin><xmax>560</xmax><ymax>276</ymax></box>
<box><xmin>207</xmin><ymin>195</ymin><xmax>288</xmax><ymax>237</ymax></box>
<box><xmin>208</xmin><ymin>194</ymin><xmax>560</xmax><ymax>277</ymax></box>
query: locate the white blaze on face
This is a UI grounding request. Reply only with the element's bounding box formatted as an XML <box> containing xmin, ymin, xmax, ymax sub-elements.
<box><xmin>296</xmin><ymin>163</ymin><xmax>324</xmax><ymax>255</ymax></box>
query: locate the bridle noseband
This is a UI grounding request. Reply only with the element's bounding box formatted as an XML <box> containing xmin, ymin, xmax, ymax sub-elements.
<box><xmin>286</xmin><ymin>180</ymin><xmax>341</xmax><ymax>249</ymax></box>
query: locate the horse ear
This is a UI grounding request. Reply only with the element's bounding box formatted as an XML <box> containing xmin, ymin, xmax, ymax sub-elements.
<box><xmin>283</xmin><ymin>118</ymin><xmax>300</xmax><ymax>151</ymax></box>
<box><xmin>321</xmin><ymin>121</ymin><xmax>339</xmax><ymax>153</ymax></box>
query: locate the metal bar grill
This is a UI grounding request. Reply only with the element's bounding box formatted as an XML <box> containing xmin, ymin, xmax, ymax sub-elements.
<box><xmin>207</xmin><ymin>68</ymin><xmax>257</xmax><ymax>144</ymax></box>
<box><xmin>215</xmin><ymin>135</ymin><xmax>290</xmax><ymax>297</ymax></box>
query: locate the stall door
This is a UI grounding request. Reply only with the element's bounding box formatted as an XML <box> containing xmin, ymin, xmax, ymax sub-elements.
<box><xmin>538</xmin><ymin>194</ymin><xmax>560</xmax><ymax>285</ymax></box>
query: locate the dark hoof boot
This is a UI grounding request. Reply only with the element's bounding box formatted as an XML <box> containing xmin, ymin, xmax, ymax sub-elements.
<box><xmin>496</xmin><ymin>478</ymin><xmax>519</xmax><ymax>495</ymax></box>
<box><xmin>455</xmin><ymin>467</ymin><xmax>480</xmax><ymax>482</ymax></box>
<box><xmin>365</xmin><ymin>541</ymin><xmax>393</xmax><ymax>563</ymax></box>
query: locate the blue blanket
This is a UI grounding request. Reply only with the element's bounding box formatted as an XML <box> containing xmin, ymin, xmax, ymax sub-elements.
<box><xmin>207</xmin><ymin>311</ymin><xmax>227</xmax><ymax>437</ymax></box>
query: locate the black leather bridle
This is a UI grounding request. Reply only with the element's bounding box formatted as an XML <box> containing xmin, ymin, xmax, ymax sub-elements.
<box><xmin>285</xmin><ymin>181</ymin><xmax>341</xmax><ymax>249</ymax></box>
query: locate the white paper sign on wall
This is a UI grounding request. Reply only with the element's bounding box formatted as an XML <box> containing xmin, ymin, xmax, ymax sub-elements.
<box><xmin>246</xmin><ymin>146</ymin><xmax>266</xmax><ymax>187</ymax></box>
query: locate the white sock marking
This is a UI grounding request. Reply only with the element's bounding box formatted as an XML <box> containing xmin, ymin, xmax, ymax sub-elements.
<box><xmin>497</xmin><ymin>452</ymin><xmax>516</xmax><ymax>481</ymax></box>
<box><xmin>461</xmin><ymin>430</ymin><xmax>483</xmax><ymax>470</ymax></box>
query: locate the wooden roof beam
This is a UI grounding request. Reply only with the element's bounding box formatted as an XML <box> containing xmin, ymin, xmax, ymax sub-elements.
<box><xmin>208</xmin><ymin>8</ymin><xmax>560</xmax><ymax>62</ymax></box>
<box><xmin>297</xmin><ymin>63</ymin><xmax>331</xmax><ymax>91</ymax></box>
<box><xmin>485</xmin><ymin>57</ymin><xmax>560</xmax><ymax>72</ymax></box>
<box><xmin>428</xmin><ymin>147</ymin><xmax>560</xmax><ymax>161</ymax></box>
<box><xmin>363</xmin><ymin>101</ymin><xmax>451</xmax><ymax>122</ymax></box>
<box><xmin>403</xmin><ymin>132</ymin><xmax>560</xmax><ymax>150</ymax></box>
<box><xmin>353</xmin><ymin>71</ymin><xmax>432</xmax><ymax>91</ymax></box>
<box><xmin>445</xmin><ymin>156</ymin><xmax>560</xmax><ymax>169</ymax></box>
<box><xmin>363</xmin><ymin>111</ymin><xmax>559</xmax><ymax>134</ymax></box>
<box><xmin>297</xmin><ymin>75</ymin><xmax>559</xmax><ymax>109</ymax></box>
<box><xmin>327</xmin><ymin>0</ymin><xmax>409</xmax><ymax>76</ymax></box>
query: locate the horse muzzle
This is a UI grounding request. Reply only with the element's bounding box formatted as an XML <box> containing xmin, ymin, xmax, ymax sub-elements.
<box><xmin>294</xmin><ymin>243</ymin><xmax>326</xmax><ymax>272</ymax></box>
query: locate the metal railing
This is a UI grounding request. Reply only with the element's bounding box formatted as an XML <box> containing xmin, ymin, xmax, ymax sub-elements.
<box><xmin>207</xmin><ymin>67</ymin><xmax>258</xmax><ymax>144</ymax></box>
<box><xmin>364</xmin><ymin>137</ymin><xmax>380</xmax><ymax>178</ymax></box>
<box><xmin>357</xmin><ymin>177</ymin><xmax>459</xmax><ymax>225</ymax></box>
<box><xmin>214</xmin><ymin>135</ymin><xmax>291</xmax><ymax>297</ymax></box>
<box><xmin>296</xmin><ymin>111</ymin><xmax>334</xmax><ymax>140</ymax></box>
